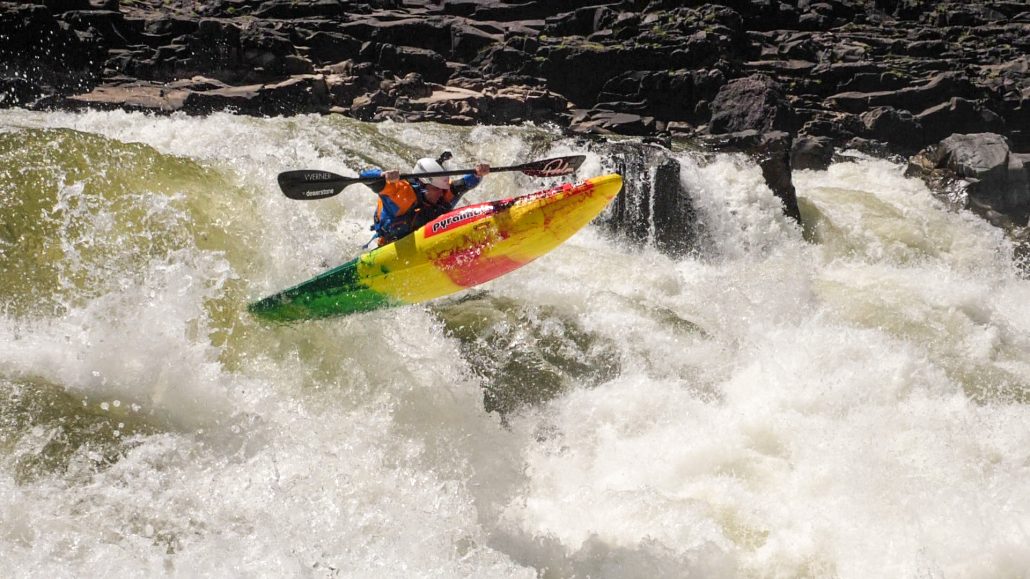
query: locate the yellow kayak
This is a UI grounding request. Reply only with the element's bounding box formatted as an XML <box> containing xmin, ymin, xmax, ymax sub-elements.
<box><xmin>249</xmin><ymin>173</ymin><xmax>623</xmax><ymax>321</ymax></box>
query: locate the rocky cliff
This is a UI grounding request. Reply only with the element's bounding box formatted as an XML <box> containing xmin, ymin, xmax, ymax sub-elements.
<box><xmin>3</xmin><ymin>0</ymin><xmax>1028</xmax><ymax>233</ymax></box>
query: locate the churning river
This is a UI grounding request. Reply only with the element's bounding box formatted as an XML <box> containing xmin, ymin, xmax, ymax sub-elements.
<box><xmin>1</xmin><ymin>110</ymin><xmax>1028</xmax><ymax>578</ymax></box>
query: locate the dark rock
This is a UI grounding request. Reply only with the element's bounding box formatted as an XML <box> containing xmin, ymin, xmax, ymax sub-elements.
<box><xmin>343</xmin><ymin>17</ymin><xmax>453</xmax><ymax>57</ymax></box>
<box><xmin>167</xmin><ymin>75</ymin><xmax>229</xmax><ymax>91</ymax></box>
<box><xmin>708</xmin><ymin>74</ymin><xmax>794</xmax><ymax>135</ymax></box>
<box><xmin>182</xmin><ymin>74</ymin><xmax>330</xmax><ymax>116</ymax></box>
<box><xmin>284</xmin><ymin>55</ymin><xmax>315</xmax><ymax>75</ymax></box>
<box><xmin>777</xmin><ymin>33</ymin><xmax>820</xmax><ymax>60</ymax></box>
<box><xmin>543</xmin><ymin>6</ymin><xmax>610</xmax><ymax>37</ymax></box>
<box><xmin>569</xmin><ymin>109</ymin><xmax>656</xmax><ymax>137</ymax></box>
<box><xmin>932</xmin><ymin>133</ymin><xmax>1028</xmax><ymax>219</ymax></box>
<box><xmin>908</xmin><ymin>133</ymin><xmax>1030</xmax><ymax>227</ymax></box>
<box><xmin>916</xmin><ymin>97</ymin><xmax>1006</xmax><ymax>145</ymax></box>
<box><xmin>791</xmin><ymin>135</ymin><xmax>834</xmax><ymax>170</ymax></box>
<box><xmin>478</xmin><ymin>85</ymin><xmax>569</xmax><ymax>124</ymax></box>
<box><xmin>931</xmin><ymin>4</ymin><xmax>1007</xmax><ymax>26</ymax></box>
<box><xmin>263</xmin><ymin>74</ymin><xmax>332</xmax><ymax>114</ymax></box>
<box><xmin>37</xmin><ymin>0</ymin><xmax>92</xmax><ymax>11</ymax></box>
<box><xmin>325</xmin><ymin>72</ymin><xmax>376</xmax><ymax>108</ymax></box>
<box><xmin>755</xmin><ymin>132</ymin><xmax>803</xmax><ymax>224</ymax></box>
<box><xmin>796</xmin><ymin>110</ymin><xmax>861</xmax><ymax>143</ymax></box>
<box><xmin>450</xmin><ymin>22</ymin><xmax>501</xmax><ymax>62</ymax></box>
<box><xmin>533</xmin><ymin>43</ymin><xmax>637</xmax><ymax>107</ymax></box>
<box><xmin>0</xmin><ymin>77</ymin><xmax>47</xmax><ymax>107</ymax></box>
<box><xmin>304</xmin><ymin>31</ymin><xmax>363</xmax><ymax>64</ymax></box>
<box><xmin>252</xmin><ymin>0</ymin><xmax>346</xmax><ymax>19</ymax></box>
<box><xmin>16</xmin><ymin>0</ymin><xmax>1030</xmax><ymax>175</ymax></box>
<box><xmin>845</xmin><ymin>136</ymin><xmax>892</xmax><ymax>158</ymax></box>
<box><xmin>861</xmin><ymin>106</ymin><xmax>923</xmax><ymax>152</ymax></box>
<box><xmin>839</xmin><ymin>70</ymin><xmax>912</xmax><ymax>94</ymax></box>
<box><xmin>350</xmin><ymin>88</ymin><xmax>393</xmax><ymax>121</ymax></box>
<box><xmin>931</xmin><ymin>133</ymin><xmax>1011</xmax><ymax>181</ymax></box>
<box><xmin>382</xmin><ymin>72</ymin><xmax>431</xmax><ymax>100</ymax></box>
<box><xmin>469</xmin><ymin>0</ymin><xmax>597</xmax><ymax>21</ymax></box>
<box><xmin>440</xmin><ymin>0</ymin><xmax>478</xmax><ymax>17</ymax></box>
<box><xmin>395</xmin><ymin>84</ymin><xmax>569</xmax><ymax>126</ymax></box>
<box><xmin>594</xmin><ymin>141</ymin><xmax>700</xmax><ymax>257</ymax></box>
<box><xmin>0</xmin><ymin>3</ymin><xmax>106</xmax><ymax>100</ymax></box>
<box><xmin>827</xmin><ymin>72</ymin><xmax>981</xmax><ymax>115</ymax></box>
<box><xmin>143</xmin><ymin>17</ymin><xmax>196</xmax><ymax>37</ymax></box>
<box><xmin>62</xmin><ymin>82</ymin><xmax>189</xmax><ymax>112</ymax></box>
<box><xmin>371</xmin><ymin>44</ymin><xmax>450</xmax><ymax>84</ymax></box>
<box><xmin>811</xmin><ymin>61</ymin><xmax>885</xmax><ymax>90</ymax></box>
<box><xmin>61</xmin><ymin>9</ymin><xmax>134</xmax><ymax>47</ymax></box>
<box><xmin>900</xmin><ymin>40</ymin><xmax>946</xmax><ymax>58</ymax></box>
<box><xmin>184</xmin><ymin>19</ymin><xmax>242</xmax><ymax>79</ymax></box>
<box><xmin>159</xmin><ymin>20</ymin><xmax>295</xmax><ymax>83</ymax></box>
<box><xmin>239</xmin><ymin>26</ymin><xmax>297</xmax><ymax>77</ymax></box>
<box><xmin>528</xmin><ymin>27</ymin><xmax>730</xmax><ymax>109</ymax></box>
<box><xmin>598</xmin><ymin>69</ymin><xmax>725</xmax><ymax>123</ymax></box>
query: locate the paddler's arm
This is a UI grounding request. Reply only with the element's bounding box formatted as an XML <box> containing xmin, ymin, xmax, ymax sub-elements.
<box><xmin>449</xmin><ymin>163</ymin><xmax>490</xmax><ymax>205</ymax></box>
<box><xmin>358</xmin><ymin>168</ymin><xmax>400</xmax><ymax>193</ymax></box>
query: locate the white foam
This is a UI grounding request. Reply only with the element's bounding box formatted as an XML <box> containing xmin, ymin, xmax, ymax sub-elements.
<box><xmin>2</xmin><ymin>109</ymin><xmax>1029</xmax><ymax>577</ymax></box>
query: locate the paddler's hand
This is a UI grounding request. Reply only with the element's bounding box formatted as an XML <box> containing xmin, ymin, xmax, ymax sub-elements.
<box><xmin>384</xmin><ymin>170</ymin><xmax>400</xmax><ymax>183</ymax></box>
<box><xmin>474</xmin><ymin>163</ymin><xmax>490</xmax><ymax>177</ymax></box>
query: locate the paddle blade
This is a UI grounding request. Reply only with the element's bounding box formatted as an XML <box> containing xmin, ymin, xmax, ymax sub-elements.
<box><xmin>278</xmin><ymin>170</ymin><xmax>356</xmax><ymax>200</ymax></box>
<box><xmin>517</xmin><ymin>155</ymin><xmax>586</xmax><ymax>177</ymax></box>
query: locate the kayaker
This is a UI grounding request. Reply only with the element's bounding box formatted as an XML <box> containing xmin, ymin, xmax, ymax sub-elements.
<box><xmin>359</xmin><ymin>152</ymin><xmax>491</xmax><ymax>246</ymax></box>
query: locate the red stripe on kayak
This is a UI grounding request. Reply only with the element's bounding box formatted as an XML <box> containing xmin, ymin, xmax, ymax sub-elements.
<box><xmin>433</xmin><ymin>246</ymin><xmax>525</xmax><ymax>287</ymax></box>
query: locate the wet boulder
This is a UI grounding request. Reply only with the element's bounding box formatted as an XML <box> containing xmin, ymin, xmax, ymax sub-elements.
<box><xmin>908</xmin><ymin>133</ymin><xmax>1030</xmax><ymax>227</ymax></box>
<box><xmin>0</xmin><ymin>78</ymin><xmax>47</xmax><ymax>107</ymax></box>
<box><xmin>791</xmin><ymin>135</ymin><xmax>835</xmax><ymax>171</ymax></box>
<box><xmin>593</xmin><ymin>141</ymin><xmax>700</xmax><ymax>257</ymax></box>
<box><xmin>184</xmin><ymin>19</ymin><xmax>243</xmax><ymax>80</ymax></box>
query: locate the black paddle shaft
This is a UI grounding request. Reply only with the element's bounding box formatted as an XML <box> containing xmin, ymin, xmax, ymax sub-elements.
<box><xmin>278</xmin><ymin>155</ymin><xmax>586</xmax><ymax>200</ymax></box>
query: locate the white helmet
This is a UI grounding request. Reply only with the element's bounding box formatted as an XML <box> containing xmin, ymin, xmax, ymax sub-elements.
<box><xmin>412</xmin><ymin>157</ymin><xmax>450</xmax><ymax>189</ymax></box>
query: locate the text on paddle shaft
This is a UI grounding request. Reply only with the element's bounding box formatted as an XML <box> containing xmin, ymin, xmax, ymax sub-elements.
<box><xmin>304</xmin><ymin>189</ymin><xmax>334</xmax><ymax>197</ymax></box>
<box><xmin>304</xmin><ymin>172</ymin><xmax>336</xmax><ymax>181</ymax></box>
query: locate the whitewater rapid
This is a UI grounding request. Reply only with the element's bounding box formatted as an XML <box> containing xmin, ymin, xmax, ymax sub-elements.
<box><xmin>1</xmin><ymin>110</ymin><xmax>1028</xmax><ymax>578</ymax></box>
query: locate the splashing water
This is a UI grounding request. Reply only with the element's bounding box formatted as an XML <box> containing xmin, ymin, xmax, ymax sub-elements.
<box><xmin>1</xmin><ymin>109</ymin><xmax>1028</xmax><ymax>578</ymax></box>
